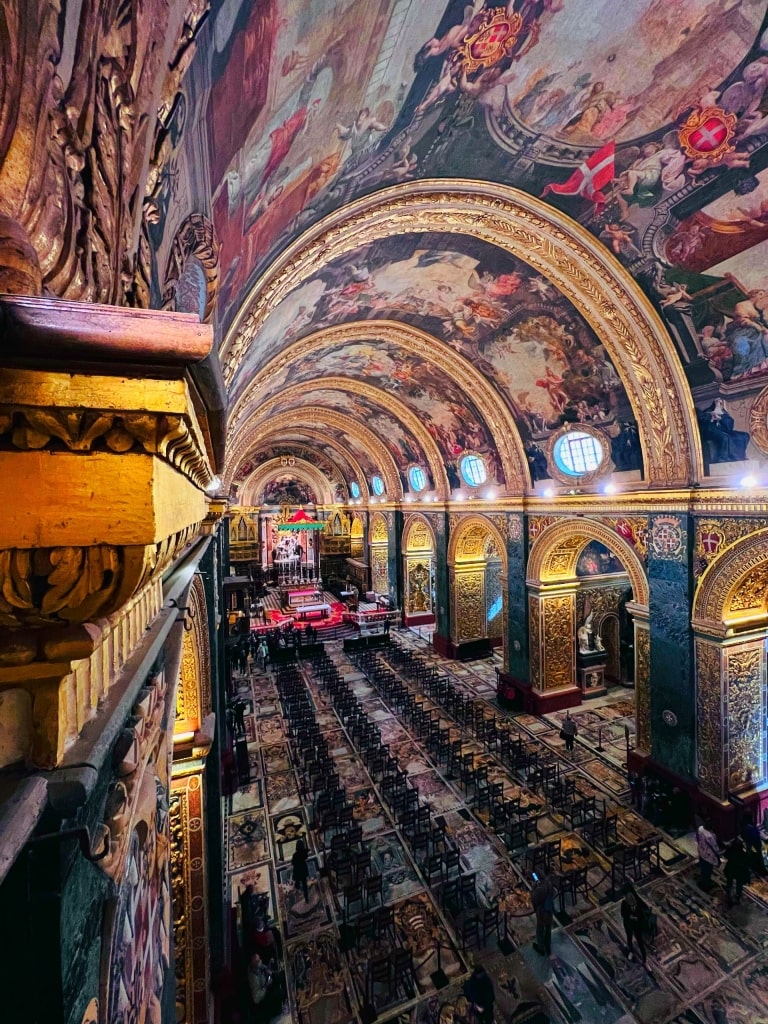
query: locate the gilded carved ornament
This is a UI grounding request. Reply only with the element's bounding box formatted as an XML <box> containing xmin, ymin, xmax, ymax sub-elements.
<box><xmin>447</xmin><ymin>514</ymin><xmax>508</xmax><ymax>570</ymax></box>
<box><xmin>370</xmin><ymin>513</ymin><xmax>389</xmax><ymax>544</ymax></box>
<box><xmin>526</xmin><ymin>516</ymin><xmax>649</xmax><ymax>608</ymax></box>
<box><xmin>726</xmin><ymin>643</ymin><xmax>765</xmax><ymax>791</ymax></box>
<box><xmin>238</xmin><ymin>377</ymin><xmax>449</xmax><ymax>498</ymax></box>
<box><xmin>695</xmin><ymin>639</ymin><xmax>724</xmax><ymax>799</ymax></box>
<box><xmin>693</xmin><ymin>528</ymin><xmax>768</xmax><ymax>633</ymax></box>
<box><xmin>228</xmin><ymin>320</ymin><xmax>528</xmax><ymax>492</ymax></box>
<box><xmin>162</xmin><ymin>213</ymin><xmax>220</xmax><ymax>324</ymax></box>
<box><xmin>403</xmin><ymin>515</ymin><xmax>435</xmax><ymax>554</ymax></box>
<box><xmin>222</xmin><ymin>182</ymin><xmax>700</xmax><ymax>488</ymax></box>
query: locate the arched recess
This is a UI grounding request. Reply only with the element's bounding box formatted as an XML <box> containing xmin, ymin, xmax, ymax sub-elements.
<box><xmin>174</xmin><ymin>574</ymin><xmax>211</xmax><ymax>736</ymax></box>
<box><xmin>526</xmin><ymin>517</ymin><xmax>649</xmax><ymax>724</ymax></box>
<box><xmin>228</xmin><ymin>321</ymin><xmax>528</xmax><ymax>492</ymax></box>
<box><xmin>225</xmin><ymin>409</ymin><xmax>400</xmax><ymax>498</ymax></box>
<box><xmin>402</xmin><ymin>514</ymin><xmax>436</xmax><ymax>626</ymax></box>
<box><xmin>447</xmin><ymin>515</ymin><xmax>508</xmax><ymax>656</ymax></box>
<box><xmin>227</xmin><ymin>429</ymin><xmax>369</xmax><ymax>502</ymax></box>
<box><xmin>223</xmin><ymin>181</ymin><xmax>701</xmax><ymax>488</ymax></box>
<box><xmin>239</xmin><ymin>378</ymin><xmax>449</xmax><ymax>498</ymax></box>
<box><xmin>239</xmin><ymin>457</ymin><xmax>335</xmax><ymax>507</ymax></box>
<box><xmin>692</xmin><ymin>529</ymin><xmax>768</xmax><ymax>801</ymax></box>
<box><xmin>369</xmin><ymin>512</ymin><xmax>390</xmax><ymax>598</ymax></box>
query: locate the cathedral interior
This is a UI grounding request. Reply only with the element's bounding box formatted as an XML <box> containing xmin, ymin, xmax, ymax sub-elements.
<box><xmin>6</xmin><ymin>2</ymin><xmax>768</xmax><ymax>1022</ymax></box>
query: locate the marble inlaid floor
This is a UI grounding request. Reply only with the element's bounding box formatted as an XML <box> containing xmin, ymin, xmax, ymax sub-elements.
<box><xmin>224</xmin><ymin>627</ymin><xmax>768</xmax><ymax>1024</ymax></box>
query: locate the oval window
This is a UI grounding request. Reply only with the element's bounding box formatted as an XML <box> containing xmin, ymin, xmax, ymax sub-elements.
<box><xmin>350</xmin><ymin>481</ymin><xmax>361</xmax><ymax>499</ymax></box>
<box><xmin>460</xmin><ymin>454</ymin><xmax>487</xmax><ymax>487</ymax></box>
<box><xmin>371</xmin><ymin>475</ymin><xmax>385</xmax><ymax>496</ymax></box>
<box><xmin>553</xmin><ymin>431</ymin><xmax>603</xmax><ymax>476</ymax></box>
<box><xmin>409</xmin><ymin>466</ymin><xmax>426</xmax><ymax>492</ymax></box>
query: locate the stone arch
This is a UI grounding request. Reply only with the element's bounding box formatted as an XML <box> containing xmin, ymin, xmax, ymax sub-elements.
<box><xmin>403</xmin><ymin>513</ymin><xmax>436</xmax><ymax>554</ymax></box>
<box><xmin>369</xmin><ymin>511</ymin><xmax>390</xmax><ymax>597</ymax></box>
<box><xmin>527</xmin><ymin>517</ymin><xmax>649</xmax><ymax>609</ymax></box>
<box><xmin>239</xmin><ymin>457</ymin><xmax>334</xmax><ymax>506</ymax></box>
<box><xmin>223</xmin><ymin>181</ymin><xmax>701</xmax><ymax>488</ymax></box>
<box><xmin>403</xmin><ymin>514</ymin><xmax>437</xmax><ymax>623</ymax></box>
<box><xmin>176</xmin><ymin>575</ymin><xmax>210</xmax><ymax>732</ymax></box>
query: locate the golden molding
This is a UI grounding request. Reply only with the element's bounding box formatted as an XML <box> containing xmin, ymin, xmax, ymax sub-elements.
<box><xmin>222</xmin><ymin>181</ymin><xmax>701</xmax><ymax>488</ymax></box>
<box><xmin>693</xmin><ymin>527</ymin><xmax>768</xmax><ymax>632</ymax></box>
<box><xmin>226</xmin><ymin>408</ymin><xmax>401</xmax><ymax>498</ymax></box>
<box><xmin>748</xmin><ymin>385</ymin><xmax>768</xmax><ymax>455</ymax></box>
<box><xmin>228</xmin><ymin>320</ymin><xmax>528</xmax><ymax>492</ymax></box>
<box><xmin>403</xmin><ymin>514</ymin><xmax>436</xmax><ymax>554</ymax></box>
<box><xmin>526</xmin><ymin>516</ymin><xmax>649</xmax><ymax>607</ymax></box>
<box><xmin>238</xmin><ymin>377</ymin><xmax>449</xmax><ymax>498</ymax></box>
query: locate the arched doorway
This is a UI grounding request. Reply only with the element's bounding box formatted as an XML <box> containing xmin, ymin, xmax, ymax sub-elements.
<box><xmin>445</xmin><ymin>516</ymin><xmax>508</xmax><ymax>661</ymax></box>
<box><xmin>692</xmin><ymin>529</ymin><xmax>768</xmax><ymax>805</ymax></box>
<box><xmin>402</xmin><ymin>515</ymin><xmax>436</xmax><ymax>627</ymax></box>
<box><xmin>527</xmin><ymin>518</ymin><xmax>649</xmax><ymax>721</ymax></box>
<box><xmin>369</xmin><ymin>512</ymin><xmax>389</xmax><ymax>599</ymax></box>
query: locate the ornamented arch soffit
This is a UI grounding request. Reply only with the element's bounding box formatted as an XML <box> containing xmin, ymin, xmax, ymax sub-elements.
<box><xmin>240</xmin><ymin>378</ymin><xmax>449</xmax><ymax>495</ymax></box>
<box><xmin>227</xmin><ymin>431</ymin><xmax>370</xmax><ymax>501</ymax></box>
<box><xmin>403</xmin><ymin>515</ymin><xmax>436</xmax><ymax>554</ymax></box>
<box><xmin>227</xmin><ymin>408</ymin><xmax>403</xmax><ymax>498</ymax></box>
<box><xmin>223</xmin><ymin>183</ymin><xmax>701</xmax><ymax>488</ymax></box>
<box><xmin>229</xmin><ymin>321</ymin><xmax>528</xmax><ymax>492</ymax></box>
<box><xmin>527</xmin><ymin>516</ymin><xmax>649</xmax><ymax>607</ymax></box>
<box><xmin>370</xmin><ymin>513</ymin><xmax>389</xmax><ymax>543</ymax></box>
<box><xmin>239</xmin><ymin>457</ymin><xmax>336</xmax><ymax>506</ymax></box>
<box><xmin>448</xmin><ymin>515</ymin><xmax>508</xmax><ymax>568</ymax></box>
<box><xmin>693</xmin><ymin>528</ymin><xmax>768</xmax><ymax>631</ymax></box>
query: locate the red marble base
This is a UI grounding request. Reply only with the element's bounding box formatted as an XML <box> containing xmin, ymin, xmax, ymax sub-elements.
<box><xmin>528</xmin><ymin>686</ymin><xmax>583</xmax><ymax>715</ymax></box>
<box><xmin>403</xmin><ymin>611</ymin><xmax>435</xmax><ymax>626</ymax></box>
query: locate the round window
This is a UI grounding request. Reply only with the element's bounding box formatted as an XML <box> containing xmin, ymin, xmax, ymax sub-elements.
<box><xmin>409</xmin><ymin>466</ymin><xmax>426</xmax><ymax>492</ymax></box>
<box><xmin>371</xmin><ymin>475</ymin><xmax>385</xmax><ymax>496</ymax></box>
<box><xmin>460</xmin><ymin>454</ymin><xmax>487</xmax><ymax>487</ymax></box>
<box><xmin>552</xmin><ymin>431</ymin><xmax>604</xmax><ymax>477</ymax></box>
<box><xmin>350</xmin><ymin>481</ymin><xmax>360</xmax><ymax>499</ymax></box>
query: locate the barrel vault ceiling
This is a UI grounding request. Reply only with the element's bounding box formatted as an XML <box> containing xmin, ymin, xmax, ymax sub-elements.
<box><xmin>146</xmin><ymin>0</ymin><xmax>768</xmax><ymax>502</ymax></box>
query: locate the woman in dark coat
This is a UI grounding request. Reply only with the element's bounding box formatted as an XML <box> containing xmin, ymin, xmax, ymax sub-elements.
<box><xmin>621</xmin><ymin>883</ymin><xmax>649</xmax><ymax>964</ymax></box>
<box><xmin>724</xmin><ymin>836</ymin><xmax>750</xmax><ymax>905</ymax></box>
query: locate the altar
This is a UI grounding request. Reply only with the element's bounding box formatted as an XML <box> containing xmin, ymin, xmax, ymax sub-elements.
<box><xmin>295</xmin><ymin>602</ymin><xmax>331</xmax><ymax>620</ymax></box>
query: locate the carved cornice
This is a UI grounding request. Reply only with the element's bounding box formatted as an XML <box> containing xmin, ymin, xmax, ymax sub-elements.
<box><xmin>526</xmin><ymin>516</ymin><xmax>649</xmax><ymax>607</ymax></box>
<box><xmin>228</xmin><ymin>320</ymin><xmax>528</xmax><ymax>492</ymax></box>
<box><xmin>222</xmin><ymin>181</ymin><xmax>701</xmax><ymax>488</ymax></box>
<box><xmin>225</xmin><ymin>408</ymin><xmax>400</xmax><ymax>497</ymax></box>
<box><xmin>0</xmin><ymin>524</ymin><xmax>198</xmax><ymax>628</ymax></box>
<box><xmin>238</xmin><ymin>377</ymin><xmax>448</xmax><ymax>498</ymax></box>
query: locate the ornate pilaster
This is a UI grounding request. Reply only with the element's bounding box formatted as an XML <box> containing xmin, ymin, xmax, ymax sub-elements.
<box><xmin>633</xmin><ymin>616</ymin><xmax>651</xmax><ymax>755</ymax></box>
<box><xmin>527</xmin><ymin>584</ymin><xmax>577</xmax><ymax>692</ymax></box>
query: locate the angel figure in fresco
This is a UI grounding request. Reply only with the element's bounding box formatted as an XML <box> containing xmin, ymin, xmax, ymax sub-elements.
<box><xmin>535</xmin><ymin>365</ymin><xmax>569</xmax><ymax>413</ymax></box>
<box><xmin>336</xmin><ymin>107</ymin><xmax>390</xmax><ymax>155</ymax></box>
<box><xmin>600</xmin><ymin>221</ymin><xmax>642</xmax><ymax>260</ymax></box>
<box><xmin>413</xmin><ymin>0</ymin><xmax>558</xmax><ymax>116</ymax></box>
<box><xmin>652</xmin><ymin>266</ymin><xmax>693</xmax><ymax>309</ymax></box>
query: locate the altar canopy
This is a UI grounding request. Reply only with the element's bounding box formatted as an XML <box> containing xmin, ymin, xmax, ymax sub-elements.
<box><xmin>277</xmin><ymin>509</ymin><xmax>325</xmax><ymax>531</ymax></box>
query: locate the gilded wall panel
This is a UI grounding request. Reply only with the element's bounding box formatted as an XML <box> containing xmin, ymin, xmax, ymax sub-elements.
<box><xmin>542</xmin><ymin>593</ymin><xmax>575</xmax><ymax>691</ymax></box>
<box><xmin>371</xmin><ymin>545</ymin><xmax>389</xmax><ymax>594</ymax></box>
<box><xmin>456</xmin><ymin>569</ymin><xmax>484</xmax><ymax>642</ymax></box>
<box><xmin>727</xmin><ymin>644</ymin><xmax>766</xmax><ymax>791</ymax></box>
<box><xmin>529</xmin><ymin>594</ymin><xmax>541</xmax><ymax>688</ymax></box>
<box><xmin>694</xmin><ymin>518</ymin><xmax>768</xmax><ymax>576</ymax></box>
<box><xmin>696</xmin><ymin>639</ymin><xmax>725</xmax><ymax>800</ymax></box>
<box><xmin>406</xmin><ymin>559</ymin><xmax>432</xmax><ymax>614</ymax></box>
<box><xmin>635</xmin><ymin>624</ymin><xmax>651</xmax><ymax>754</ymax></box>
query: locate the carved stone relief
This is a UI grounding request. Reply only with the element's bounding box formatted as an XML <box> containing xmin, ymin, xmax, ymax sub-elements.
<box><xmin>696</xmin><ymin>639</ymin><xmax>725</xmax><ymax>799</ymax></box>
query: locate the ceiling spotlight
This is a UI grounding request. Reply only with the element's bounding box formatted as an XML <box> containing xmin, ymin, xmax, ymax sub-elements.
<box><xmin>484</xmin><ymin>489</ymin><xmax>495</xmax><ymax>500</ymax></box>
<box><xmin>205</xmin><ymin>476</ymin><xmax>222</xmax><ymax>495</ymax></box>
<box><xmin>603</xmin><ymin>482</ymin><xmax>617</xmax><ymax>495</ymax></box>
<box><xmin>455</xmin><ymin>493</ymin><xmax>465</xmax><ymax>502</ymax></box>
<box><xmin>740</xmin><ymin>474</ymin><xmax>758</xmax><ymax>488</ymax></box>
<box><xmin>543</xmin><ymin>486</ymin><xmax>555</xmax><ymax>498</ymax></box>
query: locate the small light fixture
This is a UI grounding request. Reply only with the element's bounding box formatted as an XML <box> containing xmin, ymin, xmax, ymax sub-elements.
<box><xmin>484</xmin><ymin>488</ymin><xmax>495</xmax><ymax>500</ymax></box>
<box><xmin>603</xmin><ymin>482</ymin><xmax>617</xmax><ymax>495</ymax></box>
<box><xmin>740</xmin><ymin>474</ymin><xmax>758</xmax><ymax>488</ymax></box>
<box><xmin>205</xmin><ymin>476</ymin><xmax>222</xmax><ymax>495</ymax></box>
<box><xmin>543</xmin><ymin>486</ymin><xmax>555</xmax><ymax>498</ymax></box>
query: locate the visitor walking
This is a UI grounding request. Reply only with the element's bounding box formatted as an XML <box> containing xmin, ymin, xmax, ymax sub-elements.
<box><xmin>463</xmin><ymin>962</ymin><xmax>495</xmax><ymax>1024</ymax></box>
<box><xmin>741</xmin><ymin>816</ymin><xmax>766</xmax><ymax>876</ymax></box>
<box><xmin>724</xmin><ymin>837</ymin><xmax>750</xmax><ymax>905</ymax></box>
<box><xmin>621</xmin><ymin>883</ymin><xmax>648</xmax><ymax>964</ymax></box>
<box><xmin>291</xmin><ymin>838</ymin><xmax>310</xmax><ymax>901</ymax></box>
<box><xmin>531</xmin><ymin>871</ymin><xmax>556</xmax><ymax>955</ymax></box>
<box><xmin>697</xmin><ymin>821</ymin><xmax>721</xmax><ymax>891</ymax></box>
<box><xmin>560</xmin><ymin>712</ymin><xmax>577</xmax><ymax>752</ymax></box>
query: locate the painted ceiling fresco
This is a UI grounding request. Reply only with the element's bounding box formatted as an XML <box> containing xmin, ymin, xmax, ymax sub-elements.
<box><xmin>233</xmin><ymin>335</ymin><xmax>500</xmax><ymax>475</ymax></box>
<box><xmin>149</xmin><ymin>0</ymin><xmax>768</xmax><ymax>492</ymax></box>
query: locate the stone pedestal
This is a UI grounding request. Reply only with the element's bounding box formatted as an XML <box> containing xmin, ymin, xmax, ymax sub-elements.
<box><xmin>577</xmin><ymin>650</ymin><xmax>608</xmax><ymax>698</ymax></box>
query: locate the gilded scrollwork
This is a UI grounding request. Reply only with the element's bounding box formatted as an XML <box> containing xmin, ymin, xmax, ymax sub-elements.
<box><xmin>455</xmin><ymin>569</ymin><xmax>484</xmax><ymax>642</ymax></box>
<box><xmin>693</xmin><ymin>528</ymin><xmax>768</xmax><ymax>631</ymax></box>
<box><xmin>403</xmin><ymin>515</ymin><xmax>434</xmax><ymax>553</ymax></box>
<box><xmin>726</xmin><ymin>644</ymin><xmax>766</xmax><ymax>791</ymax></box>
<box><xmin>635</xmin><ymin>624</ymin><xmax>651</xmax><ymax>754</ymax></box>
<box><xmin>529</xmin><ymin>593</ymin><xmax>541</xmax><ymax>688</ymax></box>
<box><xmin>406</xmin><ymin>560</ymin><xmax>431</xmax><ymax>614</ymax></box>
<box><xmin>696</xmin><ymin>639</ymin><xmax>725</xmax><ymax>799</ymax></box>
<box><xmin>541</xmin><ymin>593</ymin><xmax>575</xmax><ymax>690</ymax></box>
<box><xmin>694</xmin><ymin>517</ymin><xmax>768</xmax><ymax>575</ymax></box>
<box><xmin>371</xmin><ymin>546</ymin><xmax>389</xmax><ymax>594</ymax></box>
<box><xmin>162</xmin><ymin>214</ymin><xmax>220</xmax><ymax>324</ymax></box>
<box><xmin>221</xmin><ymin>184</ymin><xmax>700</xmax><ymax>487</ymax></box>
<box><xmin>169</xmin><ymin>791</ymin><xmax>188</xmax><ymax>1023</ymax></box>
